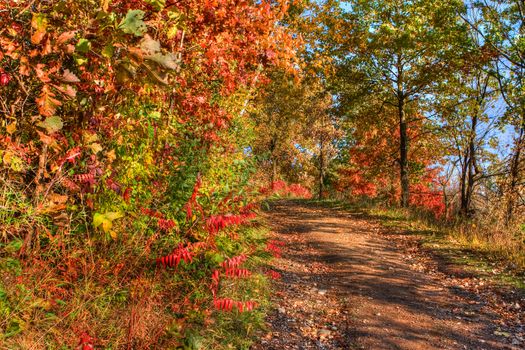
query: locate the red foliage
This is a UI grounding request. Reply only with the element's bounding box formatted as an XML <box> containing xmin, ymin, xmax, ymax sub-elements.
<box><xmin>287</xmin><ymin>184</ymin><xmax>313</xmax><ymax>199</ymax></box>
<box><xmin>76</xmin><ymin>332</ymin><xmax>95</xmax><ymax>350</ymax></box>
<box><xmin>141</xmin><ymin>208</ymin><xmax>178</xmax><ymax>231</ymax></box>
<box><xmin>187</xmin><ymin>241</ymin><xmax>209</xmax><ymax>252</ymax></box>
<box><xmin>259</xmin><ymin>181</ymin><xmax>312</xmax><ymax>199</ymax></box>
<box><xmin>265</xmin><ymin>270</ymin><xmax>282</xmax><ymax>280</ymax></box>
<box><xmin>213</xmin><ymin>298</ymin><xmax>257</xmax><ymax>313</ymax></box>
<box><xmin>73</xmin><ymin>173</ymin><xmax>95</xmax><ymax>184</ymax></box>
<box><xmin>61</xmin><ymin>178</ymin><xmax>81</xmax><ymax>192</ymax></box>
<box><xmin>122</xmin><ymin>187</ymin><xmax>132</xmax><ymax>203</ymax></box>
<box><xmin>265</xmin><ymin>240</ymin><xmax>284</xmax><ymax>258</ymax></box>
<box><xmin>224</xmin><ymin>268</ymin><xmax>251</xmax><ymax>278</ymax></box>
<box><xmin>140</xmin><ymin>207</ymin><xmax>164</xmax><ymax>219</ymax></box>
<box><xmin>337</xmin><ymin>169</ymin><xmax>378</xmax><ymax>197</ymax></box>
<box><xmin>58</xmin><ymin>147</ymin><xmax>82</xmax><ymax>167</ymax></box>
<box><xmin>156</xmin><ymin>244</ymin><xmax>193</xmax><ymax>268</ymax></box>
<box><xmin>210</xmin><ymin>269</ymin><xmax>221</xmax><ymax>296</ymax></box>
<box><xmin>221</xmin><ymin>254</ymin><xmax>248</xmax><ymax>269</ymax></box>
<box><xmin>210</xmin><ymin>252</ymin><xmax>252</xmax><ymax>297</ymax></box>
<box><xmin>1</xmin><ymin>0</ymin><xmax>296</xmax><ymax>341</ymax></box>
<box><xmin>158</xmin><ymin>218</ymin><xmax>177</xmax><ymax>232</ymax></box>
<box><xmin>0</xmin><ymin>71</ymin><xmax>10</xmax><ymax>86</ymax></box>
<box><xmin>338</xmin><ymin>166</ymin><xmax>445</xmax><ymax>217</ymax></box>
<box><xmin>185</xmin><ymin>175</ymin><xmax>203</xmax><ymax>221</ymax></box>
<box><xmin>213</xmin><ymin>298</ymin><xmax>235</xmax><ymax>312</ymax></box>
<box><xmin>105</xmin><ymin>178</ymin><xmax>121</xmax><ymax>194</ymax></box>
<box><xmin>409</xmin><ymin>169</ymin><xmax>445</xmax><ymax>218</ymax></box>
<box><xmin>205</xmin><ymin>211</ymin><xmax>256</xmax><ymax>235</ymax></box>
<box><xmin>272</xmin><ymin>180</ymin><xmax>287</xmax><ymax>192</ymax></box>
<box><xmin>243</xmin><ymin>300</ymin><xmax>257</xmax><ymax>312</ymax></box>
<box><xmin>240</xmin><ymin>202</ymin><xmax>259</xmax><ymax>213</ymax></box>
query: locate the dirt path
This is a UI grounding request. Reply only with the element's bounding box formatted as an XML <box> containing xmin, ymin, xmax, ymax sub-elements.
<box><xmin>252</xmin><ymin>200</ymin><xmax>524</xmax><ymax>350</ymax></box>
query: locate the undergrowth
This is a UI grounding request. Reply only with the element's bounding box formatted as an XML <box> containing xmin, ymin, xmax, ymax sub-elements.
<box><xmin>0</xmin><ymin>219</ymin><xmax>275</xmax><ymax>349</ymax></box>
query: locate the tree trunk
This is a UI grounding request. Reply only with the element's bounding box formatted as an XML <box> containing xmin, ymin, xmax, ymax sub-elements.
<box><xmin>442</xmin><ymin>186</ymin><xmax>449</xmax><ymax>219</ymax></box>
<box><xmin>318</xmin><ymin>138</ymin><xmax>325</xmax><ymax>200</ymax></box>
<box><xmin>466</xmin><ymin>115</ymin><xmax>477</xmax><ymax>216</ymax></box>
<box><xmin>459</xmin><ymin>152</ymin><xmax>469</xmax><ymax>216</ymax></box>
<box><xmin>398</xmin><ymin>97</ymin><xmax>409</xmax><ymax>207</ymax></box>
<box><xmin>271</xmin><ymin>157</ymin><xmax>277</xmax><ymax>189</ymax></box>
<box><xmin>460</xmin><ymin>114</ymin><xmax>478</xmax><ymax>218</ymax></box>
<box><xmin>269</xmin><ymin>137</ymin><xmax>277</xmax><ymax>189</ymax></box>
<box><xmin>396</xmin><ymin>54</ymin><xmax>409</xmax><ymax>208</ymax></box>
<box><xmin>505</xmin><ymin>115</ymin><xmax>525</xmax><ymax>225</ymax></box>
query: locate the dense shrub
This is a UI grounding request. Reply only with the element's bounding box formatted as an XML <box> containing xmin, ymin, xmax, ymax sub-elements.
<box><xmin>0</xmin><ymin>0</ymin><xmax>295</xmax><ymax>347</ymax></box>
<box><xmin>259</xmin><ymin>180</ymin><xmax>313</xmax><ymax>199</ymax></box>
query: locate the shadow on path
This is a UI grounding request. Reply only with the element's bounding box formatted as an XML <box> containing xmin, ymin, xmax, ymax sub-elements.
<box><xmin>253</xmin><ymin>200</ymin><xmax>520</xmax><ymax>350</ymax></box>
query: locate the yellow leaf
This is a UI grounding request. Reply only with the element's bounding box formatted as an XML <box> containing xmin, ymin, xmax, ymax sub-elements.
<box><xmin>106</xmin><ymin>149</ymin><xmax>116</xmax><ymax>163</ymax></box>
<box><xmin>88</xmin><ymin>143</ymin><xmax>103</xmax><ymax>154</ymax></box>
<box><xmin>82</xmin><ymin>131</ymin><xmax>98</xmax><ymax>144</ymax></box>
<box><xmin>2</xmin><ymin>150</ymin><xmax>12</xmax><ymax>165</ymax></box>
<box><xmin>102</xmin><ymin>0</ymin><xmax>111</xmax><ymax>12</ymax></box>
<box><xmin>102</xmin><ymin>220</ymin><xmax>113</xmax><ymax>233</ymax></box>
<box><xmin>93</xmin><ymin>212</ymin><xmax>124</xmax><ymax>234</ymax></box>
<box><xmin>31</xmin><ymin>13</ymin><xmax>48</xmax><ymax>45</ymax></box>
<box><xmin>6</xmin><ymin>121</ymin><xmax>16</xmax><ymax>135</ymax></box>
<box><xmin>36</xmin><ymin>86</ymin><xmax>62</xmax><ymax>117</ymax></box>
<box><xmin>3</xmin><ymin>152</ymin><xmax>25</xmax><ymax>172</ymax></box>
<box><xmin>49</xmin><ymin>193</ymin><xmax>69</xmax><ymax>204</ymax></box>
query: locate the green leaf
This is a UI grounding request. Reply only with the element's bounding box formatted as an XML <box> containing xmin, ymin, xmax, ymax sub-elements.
<box><xmin>74</xmin><ymin>55</ymin><xmax>88</xmax><ymax>66</ymax></box>
<box><xmin>149</xmin><ymin>111</ymin><xmax>161</xmax><ymax>120</ymax></box>
<box><xmin>5</xmin><ymin>239</ymin><xmax>23</xmax><ymax>254</ymax></box>
<box><xmin>75</xmin><ymin>38</ymin><xmax>91</xmax><ymax>54</ymax></box>
<box><xmin>102</xmin><ymin>44</ymin><xmax>114</xmax><ymax>58</ymax></box>
<box><xmin>5</xmin><ymin>318</ymin><xmax>24</xmax><ymax>338</ymax></box>
<box><xmin>119</xmin><ymin>10</ymin><xmax>147</xmax><ymax>37</ymax></box>
<box><xmin>37</xmin><ymin>116</ymin><xmax>63</xmax><ymax>134</ymax></box>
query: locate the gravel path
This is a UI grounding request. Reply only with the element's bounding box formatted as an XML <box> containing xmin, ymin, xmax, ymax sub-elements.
<box><xmin>252</xmin><ymin>200</ymin><xmax>523</xmax><ymax>350</ymax></box>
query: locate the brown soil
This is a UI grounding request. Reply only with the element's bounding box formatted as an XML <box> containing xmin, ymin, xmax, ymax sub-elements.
<box><xmin>252</xmin><ymin>200</ymin><xmax>524</xmax><ymax>350</ymax></box>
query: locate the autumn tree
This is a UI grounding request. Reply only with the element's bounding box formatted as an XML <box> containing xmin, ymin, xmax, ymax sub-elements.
<box><xmin>251</xmin><ymin>70</ymin><xmax>310</xmax><ymax>186</ymax></box>
<box><xmin>435</xmin><ymin>67</ymin><xmax>500</xmax><ymax>217</ymax></box>
<box><xmin>315</xmin><ymin>0</ymin><xmax>467</xmax><ymax>207</ymax></box>
<box><xmin>306</xmin><ymin>91</ymin><xmax>340</xmax><ymax>199</ymax></box>
<box><xmin>461</xmin><ymin>0</ymin><xmax>525</xmax><ymax>224</ymax></box>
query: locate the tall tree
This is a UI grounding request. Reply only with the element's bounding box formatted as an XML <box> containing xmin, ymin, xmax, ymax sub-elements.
<box><xmin>251</xmin><ymin>70</ymin><xmax>311</xmax><ymax>186</ymax></box>
<box><xmin>316</xmin><ymin>0</ymin><xmax>467</xmax><ymax>206</ymax></box>
<box><xmin>436</xmin><ymin>68</ymin><xmax>499</xmax><ymax>217</ymax></box>
<box><xmin>462</xmin><ymin>0</ymin><xmax>525</xmax><ymax>224</ymax></box>
<box><xmin>304</xmin><ymin>88</ymin><xmax>340</xmax><ymax>199</ymax></box>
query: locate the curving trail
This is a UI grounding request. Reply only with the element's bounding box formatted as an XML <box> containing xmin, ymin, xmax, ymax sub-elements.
<box><xmin>252</xmin><ymin>200</ymin><xmax>523</xmax><ymax>350</ymax></box>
